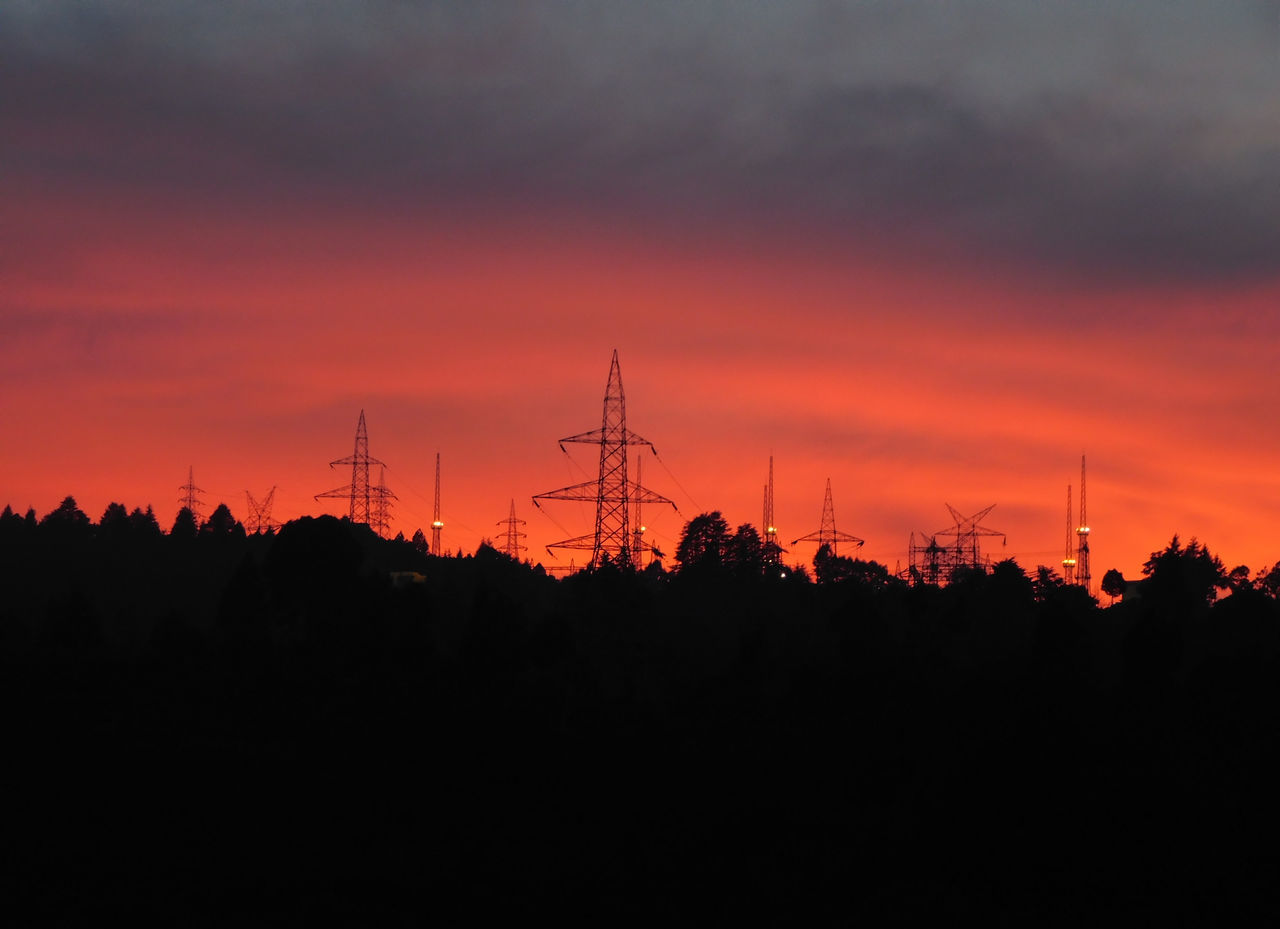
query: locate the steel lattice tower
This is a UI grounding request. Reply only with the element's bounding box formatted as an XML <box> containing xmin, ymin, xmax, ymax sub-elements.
<box><xmin>315</xmin><ymin>410</ymin><xmax>386</xmax><ymax>527</ymax></box>
<box><xmin>792</xmin><ymin>478</ymin><xmax>864</xmax><ymax>558</ymax></box>
<box><xmin>909</xmin><ymin>504</ymin><xmax>1005</xmax><ymax>585</ymax></box>
<box><xmin>762</xmin><ymin>455</ymin><xmax>786</xmax><ymax>569</ymax></box>
<box><xmin>1076</xmin><ymin>455</ymin><xmax>1091</xmax><ymax>594</ymax></box>
<box><xmin>245</xmin><ymin>486</ymin><xmax>281</xmax><ymax>535</ymax></box>
<box><xmin>497</xmin><ymin>498</ymin><xmax>527</xmax><ymax>561</ymax></box>
<box><xmin>1061</xmin><ymin>484</ymin><xmax>1076</xmax><ymax>583</ymax></box>
<box><xmin>178</xmin><ymin>466</ymin><xmax>206</xmax><ymax>526</ymax></box>
<box><xmin>431</xmin><ymin>452</ymin><xmax>443</xmax><ymax>555</ymax></box>
<box><xmin>939</xmin><ymin>503</ymin><xmax>1005</xmax><ymax>571</ymax></box>
<box><xmin>533</xmin><ymin>350</ymin><xmax>675</xmax><ymax>569</ymax></box>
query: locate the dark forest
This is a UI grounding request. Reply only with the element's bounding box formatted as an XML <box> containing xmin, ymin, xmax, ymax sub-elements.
<box><xmin>4</xmin><ymin>497</ymin><xmax>1280</xmax><ymax>923</ymax></box>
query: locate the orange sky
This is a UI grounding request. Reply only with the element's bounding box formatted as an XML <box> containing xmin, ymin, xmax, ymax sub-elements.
<box><xmin>5</xmin><ymin>3</ymin><xmax>1279</xmax><ymax>583</ymax></box>
<box><xmin>4</xmin><ymin>184</ymin><xmax>1279</xmax><ymax>582</ymax></box>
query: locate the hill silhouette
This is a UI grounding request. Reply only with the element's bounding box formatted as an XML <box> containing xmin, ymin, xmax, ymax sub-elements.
<box><xmin>2</xmin><ymin>499</ymin><xmax>1279</xmax><ymax>922</ymax></box>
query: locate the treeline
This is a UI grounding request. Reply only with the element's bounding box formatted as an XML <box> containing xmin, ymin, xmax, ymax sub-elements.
<box><xmin>3</xmin><ymin>497</ymin><xmax>1280</xmax><ymax>921</ymax></box>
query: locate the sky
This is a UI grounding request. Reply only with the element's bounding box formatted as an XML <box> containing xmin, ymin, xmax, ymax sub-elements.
<box><xmin>4</xmin><ymin>1</ymin><xmax>1280</xmax><ymax>581</ymax></box>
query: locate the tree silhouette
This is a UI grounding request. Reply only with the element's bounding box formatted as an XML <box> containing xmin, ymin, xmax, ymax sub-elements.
<box><xmin>200</xmin><ymin>502</ymin><xmax>244</xmax><ymax>539</ymax></box>
<box><xmin>1142</xmin><ymin>535</ymin><xmax>1227</xmax><ymax>606</ymax></box>
<box><xmin>676</xmin><ymin>511</ymin><xmax>731</xmax><ymax>575</ymax></box>
<box><xmin>1101</xmin><ymin>568</ymin><xmax>1125</xmax><ymax>600</ymax></box>
<box><xmin>170</xmin><ymin>506</ymin><xmax>198</xmax><ymax>541</ymax></box>
<box><xmin>39</xmin><ymin>496</ymin><xmax>91</xmax><ymax>540</ymax></box>
<box><xmin>727</xmin><ymin>523</ymin><xmax>764</xmax><ymax>579</ymax></box>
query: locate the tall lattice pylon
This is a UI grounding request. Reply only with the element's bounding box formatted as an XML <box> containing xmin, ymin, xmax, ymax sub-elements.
<box><xmin>762</xmin><ymin>455</ymin><xmax>787</xmax><ymax>570</ymax></box>
<box><xmin>1076</xmin><ymin>455</ymin><xmax>1092</xmax><ymax>594</ymax></box>
<box><xmin>245</xmin><ymin>486</ymin><xmax>281</xmax><ymax>535</ymax></box>
<box><xmin>497</xmin><ymin>499</ymin><xmax>527</xmax><ymax>561</ymax></box>
<box><xmin>792</xmin><ymin>478</ymin><xmax>864</xmax><ymax>558</ymax></box>
<box><xmin>533</xmin><ymin>349</ymin><xmax>675</xmax><ymax>569</ymax></box>
<box><xmin>178</xmin><ymin>466</ymin><xmax>206</xmax><ymax>526</ymax></box>
<box><xmin>315</xmin><ymin>410</ymin><xmax>386</xmax><ymax>527</ymax></box>
<box><xmin>431</xmin><ymin>452</ymin><xmax>443</xmax><ymax>555</ymax></box>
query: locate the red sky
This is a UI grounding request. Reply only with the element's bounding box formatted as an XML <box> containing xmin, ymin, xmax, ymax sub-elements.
<box><xmin>4</xmin><ymin>3</ymin><xmax>1279</xmax><ymax>581</ymax></box>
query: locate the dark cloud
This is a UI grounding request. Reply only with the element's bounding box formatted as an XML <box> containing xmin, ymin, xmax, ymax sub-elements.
<box><xmin>4</xmin><ymin>1</ymin><xmax>1278</xmax><ymax>281</ymax></box>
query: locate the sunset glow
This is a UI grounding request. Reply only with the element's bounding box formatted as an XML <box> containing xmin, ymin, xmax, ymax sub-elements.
<box><xmin>5</xmin><ymin>2</ymin><xmax>1279</xmax><ymax>581</ymax></box>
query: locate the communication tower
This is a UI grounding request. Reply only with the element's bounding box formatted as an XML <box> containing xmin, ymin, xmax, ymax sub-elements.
<box><xmin>178</xmin><ymin>466</ymin><xmax>206</xmax><ymax>526</ymax></box>
<box><xmin>1061</xmin><ymin>484</ymin><xmax>1076</xmax><ymax>583</ymax></box>
<box><xmin>497</xmin><ymin>499</ymin><xmax>527</xmax><ymax>561</ymax></box>
<box><xmin>431</xmin><ymin>452</ymin><xmax>443</xmax><ymax>555</ymax></box>
<box><xmin>631</xmin><ymin>455</ymin><xmax>648</xmax><ymax>567</ymax></box>
<box><xmin>762</xmin><ymin>455</ymin><xmax>786</xmax><ymax>569</ymax></box>
<box><xmin>315</xmin><ymin>410</ymin><xmax>385</xmax><ymax>527</ymax></box>
<box><xmin>1076</xmin><ymin>455</ymin><xmax>1091</xmax><ymax>594</ymax></box>
<box><xmin>533</xmin><ymin>350</ymin><xmax>676</xmax><ymax>569</ymax></box>
<box><xmin>792</xmin><ymin>478</ymin><xmax>864</xmax><ymax>558</ymax></box>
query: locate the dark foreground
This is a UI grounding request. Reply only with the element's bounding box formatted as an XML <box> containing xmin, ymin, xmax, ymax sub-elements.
<box><xmin>3</xmin><ymin>515</ymin><xmax>1279</xmax><ymax>923</ymax></box>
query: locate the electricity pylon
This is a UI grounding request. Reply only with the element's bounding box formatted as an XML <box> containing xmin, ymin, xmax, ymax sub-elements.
<box><xmin>315</xmin><ymin>410</ymin><xmax>385</xmax><ymax>527</ymax></box>
<box><xmin>792</xmin><ymin>478</ymin><xmax>864</xmax><ymax>558</ymax></box>
<box><xmin>533</xmin><ymin>349</ymin><xmax>675</xmax><ymax>569</ymax></box>
<box><xmin>497</xmin><ymin>499</ymin><xmax>527</xmax><ymax>561</ymax></box>
<box><xmin>178</xmin><ymin>466</ymin><xmax>206</xmax><ymax>526</ymax></box>
<box><xmin>245</xmin><ymin>486</ymin><xmax>281</xmax><ymax>535</ymax></box>
<box><xmin>938</xmin><ymin>503</ymin><xmax>1005</xmax><ymax>572</ymax></box>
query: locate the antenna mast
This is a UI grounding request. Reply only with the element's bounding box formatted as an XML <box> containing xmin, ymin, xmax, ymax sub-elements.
<box><xmin>1076</xmin><ymin>455</ymin><xmax>1091</xmax><ymax>594</ymax></box>
<box><xmin>763</xmin><ymin>456</ymin><xmax>787</xmax><ymax>571</ymax></box>
<box><xmin>1061</xmin><ymin>484</ymin><xmax>1076</xmax><ymax>584</ymax></box>
<box><xmin>432</xmin><ymin>452</ymin><xmax>443</xmax><ymax>555</ymax></box>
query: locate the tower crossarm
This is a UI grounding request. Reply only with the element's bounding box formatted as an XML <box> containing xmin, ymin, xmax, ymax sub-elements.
<box><xmin>533</xmin><ymin>480</ymin><xmax>603</xmax><ymax>505</ymax></box>
<box><xmin>534</xmin><ymin>480</ymin><xmax>674</xmax><ymax>509</ymax></box>
<box><xmin>792</xmin><ymin>529</ymin><xmax>865</xmax><ymax>547</ymax></box>
<box><xmin>329</xmin><ymin>454</ymin><xmax>386</xmax><ymax>469</ymax></box>
<box><xmin>558</xmin><ymin>428</ymin><xmax>655</xmax><ymax>451</ymax></box>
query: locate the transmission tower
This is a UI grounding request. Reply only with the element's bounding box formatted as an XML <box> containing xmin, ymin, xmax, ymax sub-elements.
<box><xmin>370</xmin><ymin>464</ymin><xmax>397</xmax><ymax>538</ymax></box>
<box><xmin>533</xmin><ymin>349</ymin><xmax>675</xmax><ymax>569</ymax></box>
<box><xmin>762</xmin><ymin>455</ymin><xmax>786</xmax><ymax>569</ymax></box>
<box><xmin>315</xmin><ymin>410</ymin><xmax>386</xmax><ymax>527</ymax></box>
<box><xmin>1061</xmin><ymin>484</ymin><xmax>1076</xmax><ymax>584</ymax></box>
<box><xmin>431</xmin><ymin>452</ymin><xmax>443</xmax><ymax>555</ymax></box>
<box><xmin>1076</xmin><ymin>455</ymin><xmax>1091</xmax><ymax>594</ymax></box>
<box><xmin>244</xmin><ymin>486</ymin><xmax>281</xmax><ymax>535</ymax></box>
<box><xmin>792</xmin><ymin>478</ymin><xmax>864</xmax><ymax>558</ymax></box>
<box><xmin>497</xmin><ymin>499</ymin><xmax>528</xmax><ymax>561</ymax></box>
<box><xmin>178</xmin><ymin>466</ymin><xmax>206</xmax><ymax>526</ymax></box>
